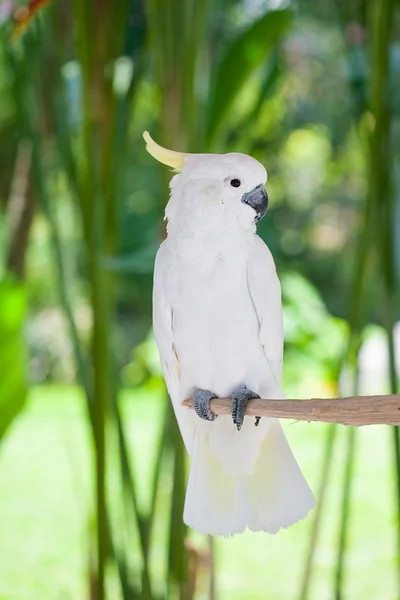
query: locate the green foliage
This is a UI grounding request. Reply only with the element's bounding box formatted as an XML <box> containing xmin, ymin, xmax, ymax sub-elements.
<box><xmin>282</xmin><ymin>272</ymin><xmax>348</xmax><ymax>393</ymax></box>
<box><xmin>207</xmin><ymin>8</ymin><xmax>292</xmax><ymax>140</ymax></box>
<box><xmin>0</xmin><ymin>277</ymin><xmax>27</xmax><ymax>440</ymax></box>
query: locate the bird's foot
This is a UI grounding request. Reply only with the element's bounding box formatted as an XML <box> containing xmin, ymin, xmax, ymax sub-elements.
<box><xmin>232</xmin><ymin>387</ymin><xmax>260</xmax><ymax>431</ymax></box>
<box><xmin>193</xmin><ymin>389</ymin><xmax>218</xmax><ymax>421</ymax></box>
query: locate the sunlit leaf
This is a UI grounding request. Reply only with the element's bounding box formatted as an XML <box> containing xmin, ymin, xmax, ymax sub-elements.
<box><xmin>207</xmin><ymin>8</ymin><xmax>292</xmax><ymax>140</ymax></box>
<box><xmin>0</xmin><ymin>277</ymin><xmax>27</xmax><ymax>440</ymax></box>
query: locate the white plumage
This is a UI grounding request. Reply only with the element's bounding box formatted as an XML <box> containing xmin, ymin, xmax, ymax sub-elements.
<box><xmin>151</xmin><ymin>146</ymin><xmax>315</xmax><ymax>536</ymax></box>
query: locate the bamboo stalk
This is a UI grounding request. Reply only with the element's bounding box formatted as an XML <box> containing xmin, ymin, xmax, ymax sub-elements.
<box><xmin>366</xmin><ymin>0</ymin><xmax>399</xmax><ymax>593</ymax></box>
<box><xmin>5</xmin><ymin>141</ymin><xmax>33</xmax><ymax>278</ymax></box>
<box><xmin>181</xmin><ymin>395</ymin><xmax>400</xmax><ymax>426</ymax></box>
<box><xmin>334</xmin><ymin>426</ymin><xmax>357</xmax><ymax>600</ymax></box>
<box><xmin>299</xmin><ymin>423</ymin><xmax>337</xmax><ymax>600</ymax></box>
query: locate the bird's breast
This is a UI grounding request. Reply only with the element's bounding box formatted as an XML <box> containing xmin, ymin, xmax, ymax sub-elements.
<box><xmin>165</xmin><ymin>236</ymin><xmax>265</xmax><ymax>396</ymax></box>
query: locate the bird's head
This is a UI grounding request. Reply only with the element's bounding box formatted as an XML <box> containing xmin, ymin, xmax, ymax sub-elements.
<box><xmin>143</xmin><ymin>132</ymin><xmax>268</xmax><ymax>236</ymax></box>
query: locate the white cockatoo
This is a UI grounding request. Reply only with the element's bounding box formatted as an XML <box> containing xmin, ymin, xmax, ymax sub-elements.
<box><xmin>144</xmin><ymin>131</ymin><xmax>315</xmax><ymax>536</ymax></box>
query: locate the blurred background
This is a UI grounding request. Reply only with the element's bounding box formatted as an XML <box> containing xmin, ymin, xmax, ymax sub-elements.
<box><xmin>0</xmin><ymin>0</ymin><xmax>399</xmax><ymax>598</ymax></box>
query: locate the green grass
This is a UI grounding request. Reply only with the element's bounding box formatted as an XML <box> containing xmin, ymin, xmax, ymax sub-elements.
<box><xmin>0</xmin><ymin>386</ymin><xmax>398</xmax><ymax>599</ymax></box>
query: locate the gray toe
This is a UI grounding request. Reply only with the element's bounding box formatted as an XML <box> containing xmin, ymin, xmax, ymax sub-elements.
<box><xmin>232</xmin><ymin>387</ymin><xmax>260</xmax><ymax>431</ymax></box>
<box><xmin>193</xmin><ymin>389</ymin><xmax>218</xmax><ymax>421</ymax></box>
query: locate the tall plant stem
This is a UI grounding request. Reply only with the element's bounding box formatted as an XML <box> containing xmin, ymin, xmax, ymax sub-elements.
<box><xmin>334</xmin><ymin>369</ymin><xmax>360</xmax><ymax>599</ymax></box>
<box><xmin>168</xmin><ymin>412</ymin><xmax>190</xmax><ymax>600</ymax></box>
<box><xmin>333</xmin><ymin>0</ymin><xmax>398</xmax><ymax>594</ymax></box>
<box><xmin>89</xmin><ymin>217</ymin><xmax>110</xmax><ymax>600</ymax></box>
<box><xmin>299</xmin><ymin>171</ymin><xmax>373</xmax><ymax>599</ymax></box>
<box><xmin>334</xmin><ymin>427</ymin><xmax>357</xmax><ymax>600</ymax></box>
<box><xmin>331</xmin><ymin>166</ymin><xmax>374</xmax><ymax>600</ymax></box>
<box><xmin>72</xmin><ymin>3</ymin><xmax>117</xmax><ymax>598</ymax></box>
<box><xmin>80</xmin><ymin>74</ymin><xmax>108</xmax><ymax>600</ymax></box>
<box><xmin>70</xmin><ymin>1</ymin><xmax>136</xmax><ymax>595</ymax></box>
<box><xmin>299</xmin><ymin>424</ymin><xmax>336</xmax><ymax>600</ymax></box>
<box><xmin>367</xmin><ymin>0</ymin><xmax>399</xmax><ymax>589</ymax></box>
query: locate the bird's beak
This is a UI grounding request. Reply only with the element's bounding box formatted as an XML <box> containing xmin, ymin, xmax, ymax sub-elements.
<box><xmin>241</xmin><ymin>184</ymin><xmax>269</xmax><ymax>222</ymax></box>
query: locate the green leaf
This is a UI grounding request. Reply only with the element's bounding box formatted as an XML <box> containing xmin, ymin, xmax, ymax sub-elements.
<box><xmin>227</xmin><ymin>50</ymin><xmax>282</xmax><ymax>145</ymax></box>
<box><xmin>207</xmin><ymin>8</ymin><xmax>292</xmax><ymax>140</ymax></box>
<box><xmin>0</xmin><ymin>277</ymin><xmax>27</xmax><ymax>440</ymax></box>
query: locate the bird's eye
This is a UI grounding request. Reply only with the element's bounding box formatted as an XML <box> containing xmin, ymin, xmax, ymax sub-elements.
<box><xmin>230</xmin><ymin>178</ymin><xmax>241</xmax><ymax>188</ymax></box>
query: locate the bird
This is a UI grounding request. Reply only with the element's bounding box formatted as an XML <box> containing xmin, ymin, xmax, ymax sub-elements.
<box><xmin>144</xmin><ymin>131</ymin><xmax>315</xmax><ymax>536</ymax></box>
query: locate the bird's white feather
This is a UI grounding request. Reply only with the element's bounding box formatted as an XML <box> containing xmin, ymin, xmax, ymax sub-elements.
<box><xmin>152</xmin><ymin>152</ymin><xmax>315</xmax><ymax>535</ymax></box>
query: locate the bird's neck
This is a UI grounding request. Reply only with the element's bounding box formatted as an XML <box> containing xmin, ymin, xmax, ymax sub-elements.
<box><xmin>165</xmin><ymin>228</ymin><xmax>256</xmax><ymax>254</ymax></box>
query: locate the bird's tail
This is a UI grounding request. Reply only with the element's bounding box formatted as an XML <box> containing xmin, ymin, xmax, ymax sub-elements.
<box><xmin>183</xmin><ymin>420</ymin><xmax>315</xmax><ymax>536</ymax></box>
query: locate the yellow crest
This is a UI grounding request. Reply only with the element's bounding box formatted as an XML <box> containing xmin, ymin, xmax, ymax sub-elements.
<box><xmin>142</xmin><ymin>131</ymin><xmax>188</xmax><ymax>170</ymax></box>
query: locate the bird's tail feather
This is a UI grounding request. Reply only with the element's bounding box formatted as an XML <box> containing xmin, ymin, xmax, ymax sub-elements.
<box><xmin>183</xmin><ymin>420</ymin><xmax>314</xmax><ymax>536</ymax></box>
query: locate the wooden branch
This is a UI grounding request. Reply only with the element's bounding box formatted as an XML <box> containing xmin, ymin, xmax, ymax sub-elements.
<box><xmin>181</xmin><ymin>395</ymin><xmax>400</xmax><ymax>426</ymax></box>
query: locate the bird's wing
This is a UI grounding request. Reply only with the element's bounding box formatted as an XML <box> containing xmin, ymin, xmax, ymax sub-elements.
<box><xmin>153</xmin><ymin>243</ymin><xmax>197</xmax><ymax>455</ymax></box>
<box><xmin>152</xmin><ymin>243</ymin><xmax>180</xmax><ymax>401</ymax></box>
<box><xmin>246</xmin><ymin>236</ymin><xmax>284</xmax><ymax>387</ymax></box>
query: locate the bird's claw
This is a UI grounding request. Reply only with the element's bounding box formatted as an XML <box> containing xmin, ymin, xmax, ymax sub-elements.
<box><xmin>232</xmin><ymin>387</ymin><xmax>260</xmax><ymax>431</ymax></box>
<box><xmin>193</xmin><ymin>389</ymin><xmax>218</xmax><ymax>421</ymax></box>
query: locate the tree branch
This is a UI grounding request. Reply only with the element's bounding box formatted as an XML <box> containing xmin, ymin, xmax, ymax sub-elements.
<box><xmin>181</xmin><ymin>395</ymin><xmax>400</xmax><ymax>426</ymax></box>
